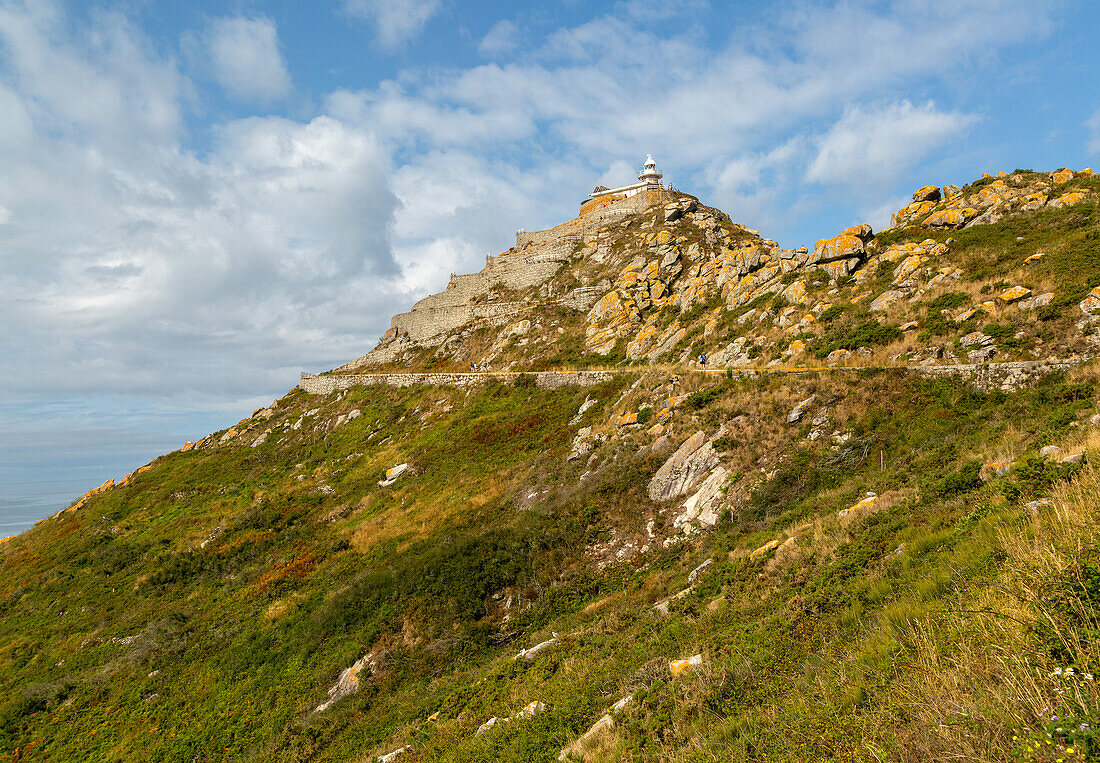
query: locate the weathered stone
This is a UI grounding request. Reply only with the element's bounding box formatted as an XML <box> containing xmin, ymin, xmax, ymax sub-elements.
<box><xmin>648</xmin><ymin>432</ymin><xmax>720</xmax><ymax>502</ymax></box>
<box><xmin>870</xmin><ymin>289</ymin><xmax>906</xmax><ymax>312</ymax></box>
<box><xmin>1049</xmin><ymin>191</ymin><xmax>1093</xmax><ymax>209</ymax></box>
<box><xmin>569</xmin><ymin>397</ymin><xmax>597</xmax><ymax>425</ymax></box>
<box><xmin>378</xmin><ymin>463</ymin><xmax>409</xmax><ymax>487</ymax></box>
<box><xmin>378</xmin><ymin>747</ymin><xmax>410</xmax><ymax>763</ymax></box>
<box><xmin>924</xmin><ymin>208</ymin><xmax>978</xmax><ymax>229</ymax></box>
<box><xmin>1051</xmin><ymin>168</ymin><xmax>1075</xmax><ymax>184</ymax></box>
<box><xmin>686</xmin><ymin>558</ymin><xmax>714</xmax><ymax>585</ymax></box>
<box><xmin>674</xmin><ymin>467</ymin><xmax>729</xmax><ymax>533</ymax></box>
<box><xmin>913</xmin><ymin>185</ymin><xmax>941</xmax><ymax>202</ymax></box>
<box><xmin>1080</xmin><ymin>295</ymin><xmax>1100</xmax><ymax>314</ymax></box>
<box><xmin>826</xmin><ymin>348</ymin><xmax>852</xmax><ymax>364</ymax></box>
<box><xmin>893</xmin><ymin>255</ymin><xmax>926</xmax><ymax>284</ymax></box>
<box><xmin>1039</xmin><ymin>445</ymin><xmax>1063</xmax><ymax>459</ymax></box>
<box><xmin>967</xmin><ymin>346</ymin><xmax>998</xmax><ymax>363</ymax></box>
<box><xmin>811</xmin><ymin>233</ymin><xmax>865</xmax><ymax>264</ymax></box>
<box><xmin>1019</xmin><ymin>292</ymin><xmax>1054</xmax><ymax>310</ymax></box>
<box><xmin>892</xmin><ymin>200</ymin><xmax>936</xmax><ymax>227</ymax></box>
<box><xmin>557</xmin><ymin>696</ymin><xmax>633</xmax><ymax>761</ymax></box>
<box><xmin>749</xmin><ymin>539</ymin><xmax>781</xmax><ymax>560</ymax></box>
<box><xmin>567</xmin><ymin>427</ymin><xmax>596</xmax><ymax>462</ymax></box>
<box><xmin>998</xmin><ymin>286</ymin><xmax>1032</xmax><ymax>304</ymax></box>
<box><xmin>783</xmin><ymin>280</ymin><xmax>809</xmax><ymax>305</ymax></box>
<box><xmin>515</xmin><ymin>637</ymin><xmax>557</xmax><ymax>660</ymax></box>
<box><xmin>669</xmin><ymin>654</ymin><xmax>703</xmax><ymax>677</ymax></box>
<box><xmin>821</xmin><ymin>257</ymin><xmax>862</xmax><ymax>280</ymax></box>
<box><xmin>843</xmin><ymin>223</ymin><xmax>874</xmax><ymax>240</ymax></box>
<box><xmin>316</xmin><ymin>652</ymin><xmax>379</xmax><ymax>712</ymax></box>
<box><xmin>786</xmin><ymin>395</ymin><xmax>816</xmax><ymax>424</ymax></box>
<box><xmin>960</xmin><ymin>332</ymin><xmax>993</xmax><ymax>348</ymax></box>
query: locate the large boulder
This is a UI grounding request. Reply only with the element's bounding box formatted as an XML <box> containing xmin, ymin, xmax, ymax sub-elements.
<box><xmin>923</xmin><ymin>208</ymin><xmax>979</xmax><ymax>229</ymax></box>
<box><xmin>674</xmin><ymin>466</ymin><xmax>729</xmax><ymax>533</ymax></box>
<box><xmin>810</xmin><ymin>227</ymin><xmax>871</xmax><ymax>265</ymax></box>
<box><xmin>647</xmin><ymin>431</ymin><xmax>720</xmax><ymax>502</ymax></box>
<box><xmin>913</xmin><ymin>185</ymin><xmax>942</xmax><ymax>202</ymax></box>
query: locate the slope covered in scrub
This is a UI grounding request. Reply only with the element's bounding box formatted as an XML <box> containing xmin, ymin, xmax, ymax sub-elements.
<box><xmin>2</xmin><ymin>168</ymin><xmax>1100</xmax><ymax>762</ymax></box>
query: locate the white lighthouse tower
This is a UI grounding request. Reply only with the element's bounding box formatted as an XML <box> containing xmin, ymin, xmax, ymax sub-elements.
<box><xmin>637</xmin><ymin>154</ymin><xmax>663</xmax><ymax>188</ymax></box>
<box><xmin>588</xmin><ymin>155</ymin><xmax>665</xmax><ymax>200</ymax></box>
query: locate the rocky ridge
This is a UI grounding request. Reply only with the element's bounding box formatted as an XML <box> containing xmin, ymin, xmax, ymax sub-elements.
<box><xmin>337</xmin><ymin>167</ymin><xmax>1099</xmax><ymax>380</ymax></box>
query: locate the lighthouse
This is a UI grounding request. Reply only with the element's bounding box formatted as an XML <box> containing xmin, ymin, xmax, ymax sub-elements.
<box><xmin>588</xmin><ymin>155</ymin><xmax>665</xmax><ymax>200</ymax></box>
<box><xmin>638</xmin><ymin>154</ymin><xmax>663</xmax><ymax>188</ymax></box>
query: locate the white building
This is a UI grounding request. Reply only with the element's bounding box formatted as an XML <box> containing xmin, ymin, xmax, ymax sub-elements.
<box><xmin>590</xmin><ymin>155</ymin><xmax>664</xmax><ymax>199</ymax></box>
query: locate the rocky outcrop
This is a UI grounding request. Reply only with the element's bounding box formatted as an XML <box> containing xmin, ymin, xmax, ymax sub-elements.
<box><xmin>557</xmin><ymin>695</ymin><xmax>633</xmax><ymax>761</ymax></box>
<box><xmin>673</xmin><ymin>467</ymin><xmax>729</xmax><ymax>534</ymax></box>
<box><xmin>475</xmin><ymin>701</ymin><xmax>547</xmax><ymax>738</ymax></box>
<box><xmin>647</xmin><ymin>432</ymin><xmax>720</xmax><ymax>502</ymax></box>
<box><xmin>809</xmin><ymin>224</ymin><xmax>873</xmax><ymax>279</ymax></box>
<box><xmin>316</xmin><ymin>651</ymin><xmax>379</xmax><ymax>712</ymax></box>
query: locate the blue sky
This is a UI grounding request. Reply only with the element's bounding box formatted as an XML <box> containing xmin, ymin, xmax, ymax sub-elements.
<box><xmin>2</xmin><ymin>0</ymin><xmax>1099</xmax><ymax>534</ymax></box>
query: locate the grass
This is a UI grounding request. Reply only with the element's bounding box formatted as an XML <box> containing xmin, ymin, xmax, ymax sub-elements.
<box><xmin>6</xmin><ymin>172</ymin><xmax>1100</xmax><ymax>761</ymax></box>
<box><xmin>4</xmin><ymin>361</ymin><xmax>1100</xmax><ymax>761</ymax></box>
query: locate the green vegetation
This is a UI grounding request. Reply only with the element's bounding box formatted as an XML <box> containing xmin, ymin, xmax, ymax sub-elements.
<box><xmin>7</xmin><ymin>173</ymin><xmax>1100</xmax><ymax>761</ymax></box>
<box><xmin>4</xmin><ymin>364</ymin><xmax>1099</xmax><ymax>761</ymax></box>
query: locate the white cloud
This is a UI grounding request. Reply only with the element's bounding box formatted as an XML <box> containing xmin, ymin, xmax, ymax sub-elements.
<box><xmin>203</xmin><ymin>16</ymin><xmax>291</xmax><ymax>103</ymax></box>
<box><xmin>1088</xmin><ymin>107</ymin><xmax>1100</xmax><ymax>157</ymax></box>
<box><xmin>478</xmin><ymin>20</ymin><xmax>519</xmax><ymax>56</ymax></box>
<box><xmin>341</xmin><ymin>0</ymin><xmax>441</xmax><ymax>49</ymax></box>
<box><xmin>806</xmin><ymin>101</ymin><xmax>977</xmax><ymax>190</ymax></box>
<box><xmin>0</xmin><ymin>5</ymin><xmax>398</xmax><ymax>405</ymax></box>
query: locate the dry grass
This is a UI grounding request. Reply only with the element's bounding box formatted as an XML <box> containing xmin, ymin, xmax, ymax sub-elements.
<box><xmin>887</xmin><ymin>460</ymin><xmax>1100</xmax><ymax>761</ymax></box>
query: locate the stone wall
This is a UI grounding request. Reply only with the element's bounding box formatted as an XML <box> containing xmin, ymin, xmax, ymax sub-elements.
<box><xmin>906</xmin><ymin>358</ymin><xmax>1084</xmax><ymax>391</ymax></box>
<box><xmin>299</xmin><ymin>370</ymin><xmax>615</xmax><ymax>395</ymax></box>
<box><xmin>308</xmin><ymin>358</ymin><xmax>1083</xmax><ymax>397</ymax></box>
<box><xmin>715</xmin><ymin>358</ymin><xmax>1083</xmax><ymax>392</ymax></box>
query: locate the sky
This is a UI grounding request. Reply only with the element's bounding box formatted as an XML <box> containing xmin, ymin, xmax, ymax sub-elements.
<box><xmin>2</xmin><ymin>0</ymin><xmax>1099</xmax><ymax>535</ymax></box>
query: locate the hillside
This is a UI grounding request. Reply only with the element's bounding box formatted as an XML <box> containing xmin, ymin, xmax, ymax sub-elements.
<box><xmin>2</xmin><ymin>168</ymin><xmax>1100</xmax><ymax>762</ymax></box>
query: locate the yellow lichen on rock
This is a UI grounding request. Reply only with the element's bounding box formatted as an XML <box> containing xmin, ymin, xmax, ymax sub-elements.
<box><xmin>893</xmin><ymin>255</ymin><xmax>926</xmax><ymax>283</ymax></box>
<box><xmin>813</xmin><ymin>234</ymin><xmax>863</xmax><ymax>263</ymax></box>
<box><xmin>669</xmin><ymin>654</ymin><xmax>703</xmax><ymax>677</ymax></box>
<box><xmin>913</xmin><ymin>185</ymin><xmax>941</xmax><ymax>202</ymax></box>
<box><xmin>750</xmin><ymin>539</ymin><xmax>781</xmax><ymax>560</ymax></box>
<box><xmin>923</xmin><ymin>208</ymin><xmax>978</xmax><ymax>229</ymax></box>
<box><xmin>1052</xmin><ymin>168</ymin><xmax>1075</xmax><ymax>184</ymax></box>
<box><xmin>892</xmin><ymin>200</ymin><xmax>936</xmax><ymax>227</ymax></box>
<box><xmin>998</xmin><ymin>286</ymin><xmax>1032</xmax><ymax>304</ymax></box>
<box><xmin>1049</xmin><ymin>191</ymin><xmax>1092</xmax><ymax>209</ymax></box>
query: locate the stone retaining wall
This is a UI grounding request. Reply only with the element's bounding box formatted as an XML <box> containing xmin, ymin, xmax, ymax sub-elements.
<box><xmin>714</xmin><ymin>358</ymin><xmax>1084</xmax><ymax>392</ymax></box>
<box><xmin>906</xmin><ymin>358</ymin><xmax>1084</xmax><ymax>391</ymax></box>
<box><xmin>306</xmin><ymin>359</ymin><xmax>1085</xmax><ymax>396</ymax></box>
<box><xmin>299</xmin><ymin>370</ymin><xmax>615</xmax><ymax>395</ymax></box>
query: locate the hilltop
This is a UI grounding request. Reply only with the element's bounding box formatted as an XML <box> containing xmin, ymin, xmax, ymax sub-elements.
<box><xmin>2</xmin><ymin>167</ymin><xmax>1100</xmax><ymax>762</ymax></box>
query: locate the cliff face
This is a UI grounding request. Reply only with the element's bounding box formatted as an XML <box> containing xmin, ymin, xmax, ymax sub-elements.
<box><xmin>3</xmin><ymin>168</ymin><xmax>1100</xmax><ymax>762</ymax></box>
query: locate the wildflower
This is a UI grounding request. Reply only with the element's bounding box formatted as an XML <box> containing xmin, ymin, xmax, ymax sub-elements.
<box><xmin>1054</xmin><ymin>667</ymin><xmax>1064</xmax><ymax>676</ymax></box>
<box><xmin>1066</xmin><ymin>667</ymin><xmax>1076</xmax><ymax>676</ymax></box>
<box><xmin>1086</xmin><ymin>674</ymin><xmax>1094</xmax><ymax>681</ymax></box>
